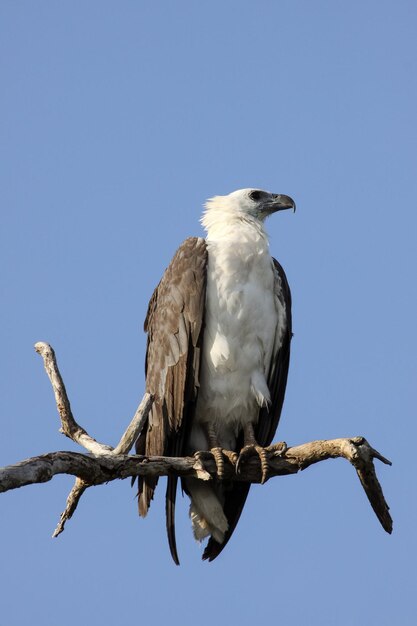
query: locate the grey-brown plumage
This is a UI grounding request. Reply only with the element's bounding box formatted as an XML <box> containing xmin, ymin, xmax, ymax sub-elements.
<box><xmin>136</xmin><ymin>237</ymin><xmax>208</xmax><ymax>563</ymax></box>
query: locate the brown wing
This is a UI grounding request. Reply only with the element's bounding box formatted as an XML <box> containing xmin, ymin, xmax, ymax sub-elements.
<box><xmin>136</xmin><ymin>236</ymin><xmax>207</xmax><ymax>564</ymax></box>
<box><xmin>202</xmin><ymin>257</ymin><xmax>292</xmax><ymax>562</ymax></box>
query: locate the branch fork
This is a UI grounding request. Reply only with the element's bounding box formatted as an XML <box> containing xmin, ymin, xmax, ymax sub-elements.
<box><xmin>0</xmin><ymin>343</ymin><xmax>392</xmax><ymax>538</ymax></box>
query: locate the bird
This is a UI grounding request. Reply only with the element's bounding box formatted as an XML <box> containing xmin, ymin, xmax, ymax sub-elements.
<box><xmin>135</xmin><ymin>188</ymin><xmax>294</xmax><ymax>563</ymax></box>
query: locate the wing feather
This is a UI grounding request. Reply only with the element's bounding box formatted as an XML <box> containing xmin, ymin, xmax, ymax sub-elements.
<box><xmin>256</xmin><ymin>258</ymin><xmax>292</xmax><ymax>446</ymax></box>
<box><xmin>136</xmin><ymin>237</ymin><xmax>207</xmax><ymax>564</ymax></box>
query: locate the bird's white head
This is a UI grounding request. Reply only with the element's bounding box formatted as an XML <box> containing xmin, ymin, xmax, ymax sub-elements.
<box><xmin>201</xmin><ymin>188</ymin><xmax>295</xmax><ymax>235</ymax></box>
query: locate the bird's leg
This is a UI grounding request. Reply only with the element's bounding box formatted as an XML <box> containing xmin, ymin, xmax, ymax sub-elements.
<box><xmin>236</xmin><ymin>423</ymin><xmax>287</xmax><ymax>484</ymax></box>
<box><xmin>236</xmin><ymin>422</ymin><xmax>269</xmax><ymax>484</ymax></box>
<box><xmin>204</xmin><ymin>422</ymin><xmax>227</xmax><ymax>480</ymax></box>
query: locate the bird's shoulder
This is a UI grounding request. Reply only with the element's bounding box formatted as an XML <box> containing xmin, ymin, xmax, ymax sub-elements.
<box><xmin>144</xmin><ymin>237</ymin><xmax>207</xmax><ymax>334</ymax></box>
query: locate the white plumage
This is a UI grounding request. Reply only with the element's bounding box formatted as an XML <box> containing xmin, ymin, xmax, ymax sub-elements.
<box><xmin>186</xmin><ymin>189</ymin><xmax>287</xmax><ymax>543</ymax></box>
<box><xmin>139</xmin><ymin>187</ymin><xmax>294</xmax><ymax>563</ymax></box>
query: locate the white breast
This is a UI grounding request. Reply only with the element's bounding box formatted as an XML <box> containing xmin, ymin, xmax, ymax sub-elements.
<box><xmin>189</xmin><ymin>222</ymin><xmax>284</xmax><ymax>452</ymax></box>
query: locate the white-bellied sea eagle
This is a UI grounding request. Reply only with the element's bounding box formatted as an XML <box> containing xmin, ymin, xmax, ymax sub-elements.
<box><xmin>135</xmin><ymin>188</ymin><xmax>295</xmax><ymax>563</ymax></box>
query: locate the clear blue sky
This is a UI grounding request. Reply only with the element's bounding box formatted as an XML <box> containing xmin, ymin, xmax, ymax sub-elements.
<box><xmin>1</xmin><ymin>2</ymin><xmax>416</xmax><ymax>624</ymax></box>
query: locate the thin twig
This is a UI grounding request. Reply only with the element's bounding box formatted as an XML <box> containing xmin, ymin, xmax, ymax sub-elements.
<box><xmin>34</xmin><ymin>342</ymin><xmax>113</xmax><ymax>454</ymax></box>
<box><xmin>52</xmin><ymin>477</ymin><xmax>88</xmax><ymax>537</ymax></box>
<box><xmin>35</xmin><ymin>342</ymin><xmax>155</xmax><ymax>534</ymax></box>
<box><xmin>52</xmin><ymin>392</ymin><xmax>154</xmax><ymax>535</ymax></box>
<box><xmin>113</xmin><ymin>392</ymin><xmax>153</xmax><ymax>455</ymax></box>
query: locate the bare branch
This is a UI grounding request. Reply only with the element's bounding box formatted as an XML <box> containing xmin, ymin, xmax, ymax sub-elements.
<box><xmin>113</xmin><ymin>392</ymin><xmax>153</xmax><ymax>455</ymax></box>
<box><xmin>50</xmin><ymin>393</ymin><xmax>154</xmax><ymax>536</ymax></box>
<box><xmin>0</xmin><ymin>438</ymin><xmax>392</xmax><ymax>534</ymax></box>
<box><xmin>282</xmin><ymin>436</ymin><xmax>392</xmax><ymax>533</ymax></box>
<box><xmin>34</xmin><ymin>342</ymin><xmax>155</xmax><ymax>535</ymax></box>
<box><xmin>52</xmin><ymin>477</ymin><xmax>88</xmax><ymax>537</ymax></box>
<box><xmin>9</xmin><ymin>342</ymin><xmax>390</xmax><ymax>540</ymax></box>
<box><xmin>34</xmin><ymin>342</ymin><xmax>113</xmax><ymax>454</ymax></box>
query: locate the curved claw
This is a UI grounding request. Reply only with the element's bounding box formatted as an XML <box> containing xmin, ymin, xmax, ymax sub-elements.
<box><xmin>267</xmin><ymin>441</ymin><xmax>288</xmax><ymax>458</ymax></box>
<box><xmin>258</xmin><ymin>447</ymin><xmax>269</xmax><ymax>484</ymax></box>
<box><xmin>236</xmin><ymin>445</ymin><xmax>270</xmax><ymax>484</ymax></box>
<box><xmin>235</xmin><ymin>445</ymin><xmax>251</xmax><ymax>475</ymax></box>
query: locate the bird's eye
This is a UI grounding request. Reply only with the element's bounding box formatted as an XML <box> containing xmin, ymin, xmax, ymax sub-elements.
<box><xmin>249</xmin><ymin>190</ymin><xmax>262</xmax><ymax>201</ymax></box>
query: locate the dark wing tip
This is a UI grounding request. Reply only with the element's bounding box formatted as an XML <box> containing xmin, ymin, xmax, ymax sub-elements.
<box><xmin>202</xmin><ymin>538</ymin><xmax>222</xmax><ymax>562</ymax></box>
<box><xmin>202</xmin><ymin>483</ymin><xmax>251</xmax><ymax>562</ymax></box>
<box><xmin>170</xmin><ymin>547</ymin><xmax>180</xmax><ymax>566</ymax></box>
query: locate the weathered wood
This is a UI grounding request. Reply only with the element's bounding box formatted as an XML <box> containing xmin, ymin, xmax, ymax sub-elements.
<box><xmin>48</xmin><ymin>390</ymin><xmax>154</xmax><ymax>536</ymax></box>
<box><xmin>0</xmin><ymin>342</ymin><xmax>392</xmax><ymax>539</ymax></box>
<box><xmin>34</xmin><ymin>342</ymin><xmax>113</xmax><ymax>454</ymax></box>
<box><xmin>0</xmin><ymin>438</ymin><xmax>392</xmax><ymax>534</ymax></box>
<box><xmin>113</xmin><ymin>392</ymin><xmax>153</xmax><ymax>455</ymax></box>
<box><xmin>34</xmin><ymin>342</ymin><xmax>156</xmax><ymax>534</ymax></box>
<box><xmin>52</xmin><ymin>477</ymin><xmax>88</xmax><ymax>538</ymax></box>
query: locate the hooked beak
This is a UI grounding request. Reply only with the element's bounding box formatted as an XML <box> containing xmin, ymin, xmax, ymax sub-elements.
<box><xmin>265</xmin><ymin>193</ymin><xmax>296</xmax><ymax>214</ymax></box>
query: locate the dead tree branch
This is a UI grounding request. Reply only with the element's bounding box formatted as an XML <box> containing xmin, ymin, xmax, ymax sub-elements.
<box><xmin>0</xmin><ymin>343</ymin><xmax>392</xmax><ymax>537</ymax></box>
<box><xmin>33</xmin><ymin>341</ymin><xmax>153</xmax><ymax>535</ymax></box>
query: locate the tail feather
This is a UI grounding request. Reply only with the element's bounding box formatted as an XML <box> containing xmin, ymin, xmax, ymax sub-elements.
<box><xmin>185</xmin><ymin>479</ymin><xmax>229</xmax><ymax>545</ymax></box>
<box><xmin>202</xmin><ymin>483</ymin><xmax>251</xmax><ymax>562</ymax></box>
<box><xmin>138</xmin><ymin>477</ymin><xmax>158</xmax><ymax>517</ymax></box>
<box><xmin>166</xmin><ymin>475</ymin><xmax>180</xmax><ymax>565</ymax></box>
